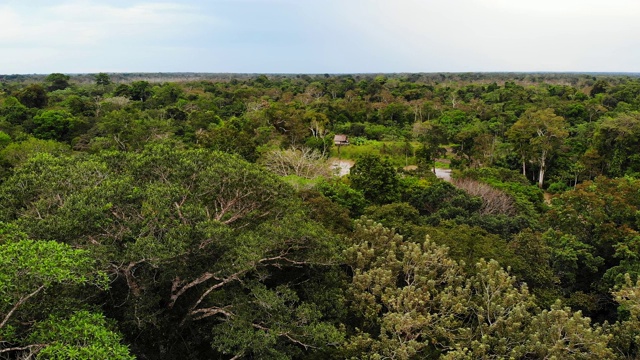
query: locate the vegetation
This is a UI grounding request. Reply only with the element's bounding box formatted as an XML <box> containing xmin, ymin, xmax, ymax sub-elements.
<box><xmin>2</xmin><ymin>72</ymin><xmax>640</xmax><ymax>358</ymax></box>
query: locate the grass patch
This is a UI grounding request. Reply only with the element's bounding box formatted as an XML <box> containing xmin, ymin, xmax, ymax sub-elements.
<box><xmin>280</xmin><ymin>175</ymin><xmax>322</xmax><ymax>191</ymax></box>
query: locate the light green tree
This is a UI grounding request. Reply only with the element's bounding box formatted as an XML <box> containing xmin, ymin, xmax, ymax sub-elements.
<box><xmin>342</xmin><ymin>219</ymin><xmax>615</xmax><ymax>359</ymax></box>
<box><xmin>0</xmin><ymin>223</ymin><xmax>133</xmax><ymax>359</ymax></box>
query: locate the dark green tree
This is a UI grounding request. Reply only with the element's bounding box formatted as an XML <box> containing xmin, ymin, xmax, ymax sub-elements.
<box><xmin>129</xmin><ymin>81</ymin><xmax>152</xmax><ymax>102</ymax></box>
<box><xmin>0</xmin><ymin>145</ymin><xmax>343</xmax><ymax>359</ymax></box>
<box><xmin>349</xmin><ymin>154</ymin><xmax>400</xmax><ymax>205</ymax></box>
<box><xmin>45</xmin><ymin>73</ymin><xmax>71</xmax><ymax>92</ymax></box>
<box><xmin>15</xmin><ymin>84</ymin><xmax>48</xmax><ymax>109</ymax></box>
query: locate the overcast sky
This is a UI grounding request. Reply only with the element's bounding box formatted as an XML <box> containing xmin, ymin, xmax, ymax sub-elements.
<box><xmin>1</xmin><ymin>0</ymin><xmax>639</xmax><ymax>74</ymax></box>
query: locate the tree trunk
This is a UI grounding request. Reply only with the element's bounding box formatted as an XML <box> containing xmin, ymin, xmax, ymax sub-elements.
<box><xmin>538</xmin><ymin>151</ymin><xmax>546</xmax><ymax>188</ymax></box>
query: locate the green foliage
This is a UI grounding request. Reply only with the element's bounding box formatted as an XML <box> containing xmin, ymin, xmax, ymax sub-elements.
<box><xmin>507</xmin><ymin>108</ymin><xmax>568</xmax><ymax>188</ymax></box>
<box><xmin>0</xmin><ymin>137</ymin><xmax>71</xmax><ymax>169</ymax></box>
<box><xmin>0</xmin><ymin>96</ymin><xmax>29</xmax><ymax>125</ymax></box>
<box><xmin>31</xmin><ymin>110</ymin><xmax>77</xmax><ymax>141</ymax></box>
<box><xmin>16</xmin><ymin>84</ymin><xmax>48</xmax><ymax>109</ymax></box>
<box><xmin>526</xmin><ymin>301</ymin><xmax>613</xmax><ymax>360</ymax></box>
<box><xmin>129</xmin><ymin>81</ymin><xmax>152</xmax><ymax>102</ymax></box>
<box><xmin>0</xmin><ymin>223</ymin><xmax>112</xmax><ymax>358</ymax></box>
<box><xmin>417</xmin><ymin>223</ymin><xmax>517</xmax><ymax>273</ymax></box>
<box><xmin>0</xmin><ymin>131</ymin><xmax>10</xmax><ymax>149</ymax></box>
<box><xmin>547</xmin><ymin>180</ymin><xmax>570</xmax><ymax>193</ymax></box>
<box><xmin>459</xmin><ymin>167</ymin><xmax>545</xmax><ymax>218</ymax></box>
<box><xmin>343</xmin><ymin>219</ymin><xmax>615</xmax><ymax>359</ymax></box>
<box><xmin>609</xmin><ymin>274</ymin><xmax>640</xmax><ymax>358</ymax></box>
<box><xmin>349</xmin><ymin>154</ymin><xmax>400</xmax><ymax>205</ymax></box>
<box><xmin>30</xmin><ymin>311</ymin><xmax>135</xmax><ymax>359</ymax></box>
<box><xmin>508</xmin><ymin>230</ymin><xmax>559</xmax><ymax>304</ymax></box>
<box><xmin>401</xmin><ymin>176</ymin><xmax>482</xmax><ymax>223</ymax></box>
<box><xmin>0</xmin><ymin>144</ymin><xmax>341</xmax><ymax>359</ymax></box>
<box><xmin>363</xmin><ymin>202</ymin><xmax>421</xmax><ymax>234</ymax></box>
<box><xmin>545</xmin><ymin>177</ymin><xmax>640</xmax><ymax>310</ymax></box>
<box><xmin>95</xmin><ymin>73</ymin><xmax>112</xmax><ymax>86</ymax></box>
<box><xmin>45</xmin><ymin>73</ymin><xmax>71</xmax><ymax>92</ymax></box>
<box><xmin>316</xmin><ymin>179</ymin><xmax>367</xmax><ymax>217</ymax></box>
<box><xmin>593</xmin><ymin>111</ymin><xmax>640</xmax><ymax>177</ymax></box>
<box><xmin>211</xmin><ymin>283</ymin><xmax>344</xmax><ymax>359</ymax></box>
<box><xmin>300</xmin><ymin>189</ymin><xmax>353</xmax><ymax>234</ymax></box>
<box><xmin>2</xmin><ymin>73</ymin><xmax>640</xmax><ymax>359</ymax></box>
<box><xmin>330</xmin><ymin>139</ymin><xmax>417</xmax><ymax>166</ymax></box>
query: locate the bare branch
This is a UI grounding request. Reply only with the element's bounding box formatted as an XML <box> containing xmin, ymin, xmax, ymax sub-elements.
<box><xmin>453</xmin><ymin>178</ymin><xmax>516</xmax><ymax>216</ymax></box>
<box><xmin>168</xmin><ymin>272</ymin><xmax>216</xmax><ymax>308</ymax></box>
<box><xmin>0</xmin><ymin>343</ymin><xmax>46</xmax><ymax>355</ymax></box>
<box><xmin>0</xmin><ymin>285</ymin><xmax>45</xmax><ymax>330</ymax></box>
<box><xmin>189</xmin><ymin>306</ymin><xmax>234</xmax><ymax>321</ymax></box>
<box><xmin>251</xmin><ymin>323</ymin><xmax>317</xmax><ymax>350</ymax></box>
<box><xmin>260</xmin><ymin>147</ymin><xmax>331</xmax><ymax>179</ymax></box>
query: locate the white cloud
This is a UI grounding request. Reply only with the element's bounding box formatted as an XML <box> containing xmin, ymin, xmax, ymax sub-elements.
<box><xmin>1</xmin><ymin>0</ymin><xmax>639</xmax><ymax>73</ymax></box>
<box><xmin>320</xmin><ymin>0</ymin><xmax>640</xmax><ymax>72</ymax></box>
<box><xmin>0</xmin><ymin>1</ymin><xmax>211</xmax><ymax>48</ymax></box>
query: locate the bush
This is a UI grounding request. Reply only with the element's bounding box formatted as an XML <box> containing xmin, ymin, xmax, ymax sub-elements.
<box><xmin>547</xmin><ymin>181</ymin><xmax>569</xmax><ymax>194</ymax></box>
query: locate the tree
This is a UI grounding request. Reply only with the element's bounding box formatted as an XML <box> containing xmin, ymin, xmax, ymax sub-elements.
<box><xmin>413</xmin><ymin>121</ymin><xmax>447</xmax><ymax>173</ymax></box>
<box><xmin>593</xmin><ymin>111</ymin><xmax>640</xmax><ymax>177</ymax></box>
<box><xmin>315</xmin><ymin>179</ymin><xmax>367</xmax><ymax>217</ymax></box>
<box><xmin>0</xmin><ymin>96</ymin><xmax>29</xmax><ymax>125</ymax></box>
<box><xmin>507</xmin><ymin>108</ymin><xmax>568</xmax><ymax>188</ymax></box>
<box><xmin>342</xmin><ymin>219</ymin><xmax>614</xmax><ymax>359</ymax></box>
<box><xmin>152</xmin><ymin>82</ymin><xmax>184</xmax><ymax>107</ymax></box>
<box><xmin>129</xmin><ymin>81</ymin><xmax>152</xmax><ymax>102</ymax></box>
<box><xmin>0</xmin><ymin>224</ymin><xmax>97</xmax><ymax>324</ymax></box>
<box><xmin>31</xmin><ymin>109</ymin><xmax>77</xmax><ymax>141</ymax></box>
<box><xmin>27</xmin><ymin>311</ymin><xmax>135</xmax><ymax>359</ymax></box>
<box><xmin>453</xmin><ymin>120</ymin><xmax>494</xmax><ymax>168</ymax></box>
<box><xmin>342</xmin><ymin>219</ymin><xmax>465</xmax><ymax>359</ymax></box>
<box><xmin>260</xmin><ymin>146</ymin><xmax>331</xmax><ymax>178</ymax></box>
<box><xmin>0</xmin><ymin>223</ymin><xmax>133</xmax><ymax>359</ymax></box>
<box><xmin>45</xmin><ymin>73</ymin><xmax>71</xmax><ymax>92</ymax></box>
<box><xmin>525</xmin><ymin>301</ymin><xmax>613</xmax><ymax>360</ymax></box>
<box><xmin>0</xmin><ymin>145</ymin><xmax>343</xmax><ymax>359</ymax></box>
<box><xmin>349</xmin><ymin>154</ymin><xmax>400</xmax><ymax>205</ymax></box>
<box><xmin>545</xmin><ymin>176</ymin><xmax>640</xmax><ymax>310</ymax></box>
<box><xmin>15</xmin><ymin>84</ymin><xmax>48</xmax><ymax>109</ymax></box>
<box><xmin>590</xmin><ymin>79</ymin><xmax>609</xmax><ymax>97</ymax></box>
<box><xmin>609</xmin><ymin>274</ymin><xmax>640</xmax><ymax>358</ymax></box>
<box><xmin>95</xmin><ymin>72</ymin><xmax>111</xmax><ymax>87</ymax></box>
<box><xmin>0</xmin><ymin>137</ymin><xmax>71</xmax><ymax>168</ymax></box>
<box><xmin>453</xmin><ymin>178</ymin><xmax>516</xmax><ymax>216</ymax></box>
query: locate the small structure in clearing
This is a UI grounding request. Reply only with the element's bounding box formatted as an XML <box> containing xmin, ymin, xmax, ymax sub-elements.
<box><xmin>333</xmin><ymin>134</ymin><xmax>349</xmax><ymax>146</ymax></box>
<box><xmin>333</xmin><ymin>134</ymin><xmax>349</xmax><ymax>157</ymax></box>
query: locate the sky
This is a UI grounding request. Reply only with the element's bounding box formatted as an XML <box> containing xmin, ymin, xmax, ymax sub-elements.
<box><xmin>1</xmin><ymin>0</ymin><xmax>639</xmax><ymax>74</ymax></box>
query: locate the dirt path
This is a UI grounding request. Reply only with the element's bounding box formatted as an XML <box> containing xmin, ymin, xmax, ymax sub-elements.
<box><xmin>434</xmin><ymin>168</ymin><xmax>452</xmax><ymax>182</ymax></box>
<box><xmin>329</xmin><ymin>159</ymin><xmax>354</xmax><ymax>176</ymax></box>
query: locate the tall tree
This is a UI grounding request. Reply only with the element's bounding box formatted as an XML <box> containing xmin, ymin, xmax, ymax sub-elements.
<box><xmin>0</xmin><ymin>145</ymin><xmax>342</xmax><ymax>359</ymax></box>
<box><xmin>413</xmin><ymin>121</ymin><xmax>448</xmax><ymax>173</ymax></box>
<box><xmin>593</xmin><ymin>111</ymin><xmax>640</xmax><ymax>177</ymax></box>
<box><xmin>507</xmin><ymin>108</ymin><xmax>568</xmax><ymax>188</ymax></box>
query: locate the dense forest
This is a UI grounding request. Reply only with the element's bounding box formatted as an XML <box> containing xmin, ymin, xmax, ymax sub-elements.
<box><xmin>2</xmin><ymin>72</ymin><xmax>640</xmax><ymax>359</ymax></box>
